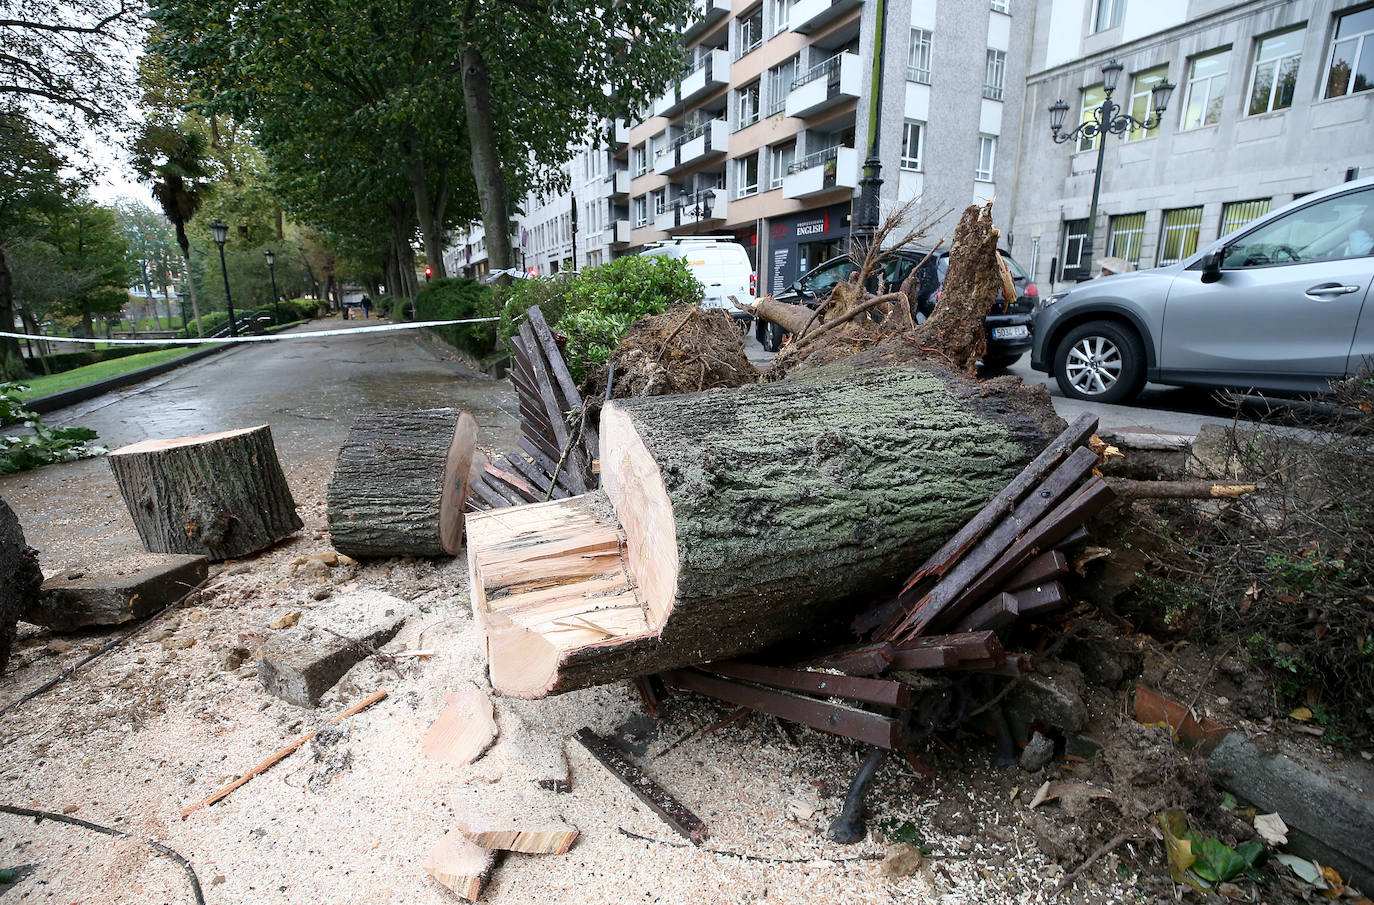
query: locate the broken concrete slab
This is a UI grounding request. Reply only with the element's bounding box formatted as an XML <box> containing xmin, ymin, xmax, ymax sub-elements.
<box><xmin>257</xmin><ymin>590</ymin><xmax>407</xmax><ymax>708</ymax></box>
<box><xmin>1209</xmin><ymin>732</ymin><xmax>1374</xmax><ymax>892</ymax></box>
<box><xmin>25</xmin><ymin>554</ymin><xmax>208</xmax><ymax>631</ymax></box>
<box><xmin>1004</xmin><ymin>660</ymin><xmax>1088</xmax><ymax>735</ymax></box>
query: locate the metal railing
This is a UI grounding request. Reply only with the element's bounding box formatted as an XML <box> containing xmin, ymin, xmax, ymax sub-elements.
<box><xmin>670</xmin><ymin>189</ymin><xmax>721</xmax><ymax>216</ymax></box>
<box><xmin>787</xmin><ymin>145</ymin><xmax>839</xmax><ymax>174</ymax></box>
<box><xmin>791</xmin><ymin>52</ymin><xmax>845</xmax><ymax>90</ymax></box>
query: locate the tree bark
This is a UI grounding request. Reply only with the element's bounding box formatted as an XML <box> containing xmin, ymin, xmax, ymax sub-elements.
<box><xmin>0</xmin><ymin>244</ymin><xmax>23</xmax><ymax>378</ymax></box>
<box><xmin>173</xmin><ymin>221</ymin><xmax>204</xmax><ymax>336</ymax></box>
<box><xmin>401</xmin><ymin>137</ymin><xmax>451</xmax><ymax>280</ymax></box>
<box><xmin>0</xmin><ymin>496</ymin><xmax>44</xmax><ymax>674</ymax></box>
<box><xmin>461</xmin><ymin>45</ymin><xmax>513</xmax><ymax>274</ymax></box>
<box><xmin>326</xmin><ymin>409</ymin><xmax>484</xmax><ymax>558</ymax></box>
<box><xmin>469</xmin><ymin>363</ymin><xmax>1062</xmax><ymax>697</ymax></box>
<box><xmin>107</xmin><ymin>425</ymin><xmax>303</xmax><ymax>562</ymax></box>
<box><xmin>735</xmin><ymin>296</ymin><xmax>814</xmax><ymax>337</ymax></box>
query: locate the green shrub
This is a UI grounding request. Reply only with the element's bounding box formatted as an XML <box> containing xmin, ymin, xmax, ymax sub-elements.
<box><xmin>556</xmin><ymin>256</ymin><xmax>701</xmax><ymax>380</ymax></box>
<box><xmin>494</xmin><ymin>278</ymin><xmax>575</xmax><ymax>346</ymax></box>
<box><xmin>0</xmin><ymin>382</ymin><xmax>105</xmax><ymax>473</ymax></box>
<box><xmin>414</xmin><ymin>277</ymin><xmax>497</xmax><ymax>356</ymax></box>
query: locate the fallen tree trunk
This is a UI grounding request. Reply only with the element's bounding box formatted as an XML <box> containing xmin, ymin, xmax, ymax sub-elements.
<box><xmin>108</xmin><ymin>425</ymin><xmax>302</xmax><ymax>562</ymax></box>
<box><xmin>469</xmin><ymin>362</ymin><xmax>1061</xmax><ymax>697</ymax></box>
<box><xmin>326</xmin><ymin>409</ymin><xmax>482</xmax><ymax>557</ymax></box>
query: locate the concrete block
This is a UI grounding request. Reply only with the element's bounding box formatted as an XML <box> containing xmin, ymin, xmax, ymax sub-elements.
<box><xmin>27</xmin><ymin>554</ymin><xmax>208</xmax><ymax>631</ymax></box>
<box><xmin>258</xmin><ymin>590</ymin><xmax>407</xmax><ymax>708</ymax></box>
<box><xmin>1209</xmin><ymin>733</ymin><xmax>1374</xmax><ymax>892</ymax></box>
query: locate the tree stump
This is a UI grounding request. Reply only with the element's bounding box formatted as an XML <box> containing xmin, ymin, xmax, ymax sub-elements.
<box><xmin>469</xmin><ymin>363</ymin><xmax>1061</xmax><ymax>697</ymax></box>
<box><xmin>108</xmin><ymin>425</ymin><xmax>303</xmax><ymax>562</ymax></box>
<box><xmin>0</xmin><ymin>496</ymin><xmax>43</xmax><ymax>673</ymax></box>
<box><xmin>325</xmin><ymin>409</ymin><xmax>483</xmax><ymax>558</ymax></box>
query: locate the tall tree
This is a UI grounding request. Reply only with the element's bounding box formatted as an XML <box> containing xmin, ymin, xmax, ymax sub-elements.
<box><xmin>131</xmin><ymin>122</ymin><xmax>211</xmax><ymax>334</ymax></box>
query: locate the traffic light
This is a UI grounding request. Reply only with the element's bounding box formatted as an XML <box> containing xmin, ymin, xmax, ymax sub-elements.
<box><xmin>424</xmin><ymin>266</ymin><xmax>433</xmax><ymax>282</ymax></box>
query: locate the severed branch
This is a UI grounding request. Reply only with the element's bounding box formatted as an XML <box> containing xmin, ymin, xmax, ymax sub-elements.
<box><xmin>796</xmin><ymin>292</ymin><xmax>907</xmax><ymax>348</ymax></box>
<box><xmin>1106</xmin><ymin>479</ymin><xmax>1258</xmax><ymax>500</ymax></box>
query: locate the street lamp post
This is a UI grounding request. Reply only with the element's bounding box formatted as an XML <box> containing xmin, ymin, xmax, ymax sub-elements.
<box><xmin>176</xmin><ymin>290</ymin><xmax>190</xmax><ymax>332</ymax></box>
<box><xmin>852</xmin><ymin>0</ymin><xmax>888</xmax><ymax>251</ymax></box>
<box><xmin>264</xmin><ymin>249</ymin><xmax>282</xmax><ymax>325</ymax></box>
<box><xmin>209</xmin><ymin>220</ymin><xmax>238</xmax><ymax>337</ymax></box>
<box><xmin>1047</xmin><ymin>59</ymin><xmax>1174</xmax><ymax>279</ymax></box>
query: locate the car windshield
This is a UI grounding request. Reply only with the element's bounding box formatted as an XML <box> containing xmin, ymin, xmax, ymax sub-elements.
<box><xmin>803</xmin><ymin>259</ymin><xmax>856</xmax><ymax>293</ymax></box>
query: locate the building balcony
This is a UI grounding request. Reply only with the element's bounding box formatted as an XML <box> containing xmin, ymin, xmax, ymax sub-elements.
<box><xmin>789</xmin><ymin>0</ymin><xmax>864</xmax><ymax>34</ymax></box>
<box><xmin>608</xmin><ymin>169</ymin><xmax>630</xmax><ymax>197</ymax></box>
<box><xmin>653</xmin><ymin>204</ymin><xmax>677</xmax><ymax>233</ymax></box>
<box><xmin>782</xmin><ymin>145</ymin><xmax>859</xmax><ymax>199</ymax></box>
<box><xmin>653</xmin><ymin>119</ymin><xmax>728</xmax><ymax>176</ymax></box>
<box><xmin>669</xmin><ymin>188</ymin><xmax>728</xmax><ymax>231</ymax></box>
<box><xmin>652</xmin><ymin>85</ymin><xmax>681</xmax><ymax>118</ymax></box>
<box><xmin>680</xmin><ymin>49</ymin><xmax>730</xmax><ymax>106</ymax></box>
<box><xmin>613</xmin><ymin>219</ymin><xmax>632</xmax><ymax>245</ymax></box>
<box><xmin>684</xmin><ymin>0</ymin><xmax>730</xmax><ymax>40</ymax></box>
<box><xmin>784</xmin><ymin>51</ymin><xmax>862</xmax><ymax>118</ymax></box>
<box><xmin>610</xmin><ymin>119</ymin><xmax>630</xmax><ymax>150</ymax></box>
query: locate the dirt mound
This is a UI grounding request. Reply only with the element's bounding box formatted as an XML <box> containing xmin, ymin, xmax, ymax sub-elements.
<box><xmin>580</xmin><ymin>306</ymin><xmax>759</xmax><ymax>402</ymax></box>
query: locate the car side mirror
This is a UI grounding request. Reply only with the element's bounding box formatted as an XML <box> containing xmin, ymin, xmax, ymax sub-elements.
<box><xmin>1200</xmin><ymin>250</ymin><xmax>1223</xmax><ymax>284</ymax></box>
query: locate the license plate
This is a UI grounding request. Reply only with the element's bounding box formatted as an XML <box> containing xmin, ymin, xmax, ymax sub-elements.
<box><xmin>992</xmin><ymin>325</ymin><xmax>1029</xmax><ymax>339</ymax></box>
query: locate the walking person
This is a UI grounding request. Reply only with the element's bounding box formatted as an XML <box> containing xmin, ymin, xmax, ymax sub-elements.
<box><xmin>360</xmin><ymin>293</ymin><xmax>372</xmax><ymax>319</ymax></box>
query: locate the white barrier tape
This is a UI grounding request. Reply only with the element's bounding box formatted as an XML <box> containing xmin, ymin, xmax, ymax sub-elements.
<box><xmin>0</xmin><ymin>318</ymin><xmax>501</xmax><ymax>346</ymax></box>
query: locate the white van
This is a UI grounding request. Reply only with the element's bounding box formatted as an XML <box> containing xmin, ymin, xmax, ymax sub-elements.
<box><xmin>638</xmin><ymin>238</ymin><xmax>755</xmax><ymax>322</ymax></box>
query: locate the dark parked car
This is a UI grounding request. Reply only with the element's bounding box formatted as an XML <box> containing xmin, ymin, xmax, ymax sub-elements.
<box><xmin>761</xmin><ymin>247</ymin><xmax>1038</xmax><ymax>365</ymax></box>
<box><xmin>1030</xmin><ymin>176</ymin><xmax>1374</xmax><ymax>404</ymax></box>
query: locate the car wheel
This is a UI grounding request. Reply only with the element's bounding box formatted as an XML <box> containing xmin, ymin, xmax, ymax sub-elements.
<box><xmin>1053</xmin><ymin>321</ymin><xmax>1146</xmax><ymax>403</ymax></box>
<box><xmin>763</xmin><ymin>321</ymin><xmax>783</xmax><ymax>353</ymax></box>
<box><xmin>754</xmin><ymin>317</ymin><xmax>766</xmax><ymax>343</ymax></box>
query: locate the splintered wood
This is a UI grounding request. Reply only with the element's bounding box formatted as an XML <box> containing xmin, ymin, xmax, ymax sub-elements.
<box><xmin>466</xmin><ymin>491</ymin><xmax>651</xmax><ymax>699</ymax></box>
<box><xmin>423</xmin><ymin>829</ymin><xmax>497</xmax><ymax>901</ymax></box>
<box><xmin>422</xmin><ymin>685</ymin><xmax>499</xmax><ymax>765</ymax></box>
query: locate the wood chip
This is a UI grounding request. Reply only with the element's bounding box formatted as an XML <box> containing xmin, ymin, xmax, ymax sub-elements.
<box><xmin>422</xmin><ymin>828</ymin><xmax>496</xmax><ymax>900</ymax></box>
<box><xmin>422</xmin><ymin>684</ymin><xmax>498</xmax><ymax>766</ymax></box>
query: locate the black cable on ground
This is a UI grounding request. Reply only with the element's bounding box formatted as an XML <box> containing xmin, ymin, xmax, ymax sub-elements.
<box><xmin>0</xmin><ymin>805</ymin><xmax>205</xmax><ymax>905</ymax></box>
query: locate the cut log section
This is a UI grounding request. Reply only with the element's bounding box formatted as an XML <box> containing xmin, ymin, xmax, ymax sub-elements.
<box><xmin>108</xmin><ymin>425</ymin><xmax>302</xmax><ymax>562</ymax></box>
<box><xmin>326</xmin><ymin>409</ymin><xmax>482</xmax><ymax>557</ymax></box>
<box><xmin>469</xmin><ymin>365</ymin><xmax>1057</xmax><ymax>697</ymax></box>
<box><xmin>0</xmin><ymin>496</ymin><xmax>43</xmax><ymax>674</ymax></box>
<box><xmin>423</xmin><ymin>828</ymin><xmax>497</xmax><ymax>901</ymax></box>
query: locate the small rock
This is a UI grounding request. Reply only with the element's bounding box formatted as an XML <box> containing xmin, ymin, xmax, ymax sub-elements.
<box><xmin>212</xmin><ymin>876</ymin><xmax>226</xmax><ymax>886</ymax></box>
<box><xmin>1217</xmin><ymin>881</ymin><xmax>1245</xmax><ymax>899</ymax></box>
<box><xmin>290</xmin><ymin>556</ymin><xmax>309</xmax><ymax>566</ymax></box>
<box><xmin>311</xmin><ymin>551</ymin><xmax>339</xmax><ymax>566</ymax></box>
<box><xmin>1020</xmin><ymin>731</ymin><xmax>1055</xmax><ymax>772</ymax></box>
<box><xmin>185</xmin><ymin>609</ymin><xmax>206</xmax><ymax>624</ymax></box>
<box><xmin>311</xmin><ymin>588</ymin><xmax>331</xmax><ymax>601</ymax></box>
<box><xmin>222</xmin><ymin>647</ymin><xmax>249</xmax><ymax>671</ymax></box>
<box><xmin>47</xmin><ymin>640</ymin><xmax>75</xmax><ymax>655</ymax></box>
<box><xmin>270</xmin><ymin>611</ymin><xmax>302</xmax><ymax>630</ymax></box>
<box><xmin>336</xmin><ymin>553</ymin><xmax>357</xmax><ymax>567</ymax></box>
<box><xmin>785</xmin><ymin>797</ymin><xmax>817</xmax><ymax>823</ymax></box>
<box><xmin>880</xmin><ymin>843</ymin><xmax>925</xmax><ymax>878</ymax></box>
<box><xmin>297</xmin><ymin>560</ymin><xmax>330</xmax><ymax>581</ymax></box>
<box><xmin>62</xmin><ymin>804</ymin><xmax>79</xmax><ymax>815</ymax></box>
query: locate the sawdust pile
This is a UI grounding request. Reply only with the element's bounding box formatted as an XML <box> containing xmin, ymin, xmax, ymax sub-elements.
<box><xmin>580</xmin><ymin>306</ymin><xmax>759</xmax><ymax>402</ymax></box>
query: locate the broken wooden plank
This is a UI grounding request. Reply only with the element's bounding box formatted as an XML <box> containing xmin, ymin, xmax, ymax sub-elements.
<box><xmin>1010</xmin><ymin>580</ymin><xmax>1069</xmax><ymax>617</ymax></box>
<box><xmin>801</xmin><ymin>642</ymin><xmax>895</xmax><ymax>676</ymax></box>
<box><xmin>573</xmin><ymin>727</ymin><xmax>708</xmax><ymax>844</ymax></box>
<box><xmin>484</xmin><ymin>463</ymin><xmax>539</xmax><ymax>501</ymax></box>
<box><xmin>665</xmin><ymin>669</ymin><xmax>905</xmax><ymax>749</ymax></box>
<box><xmin>699</xmin><ymin>660</ymin><xmax>911</xmax><ymax>709</ymax></box>
<box><xmin>423</xmin><ymin>828</ymin><xmax>497</xmax><ymax>901</ymax></box>
<box><xmin>422</xmin><ymin>685</ymin><xmax>499</xmax><ymax>766</ymax></box>
<box><xmin>892</xmin><ymin>631</ymin><xmax>1003</xmax><ymax>663</ymax></box>
<box><xmin>899</xmin><ymin>412</ymin><xmax>1098</xmax><ymax>589</ymax></box>
<box><xmin>517</xmin><ymin>320</ymin><xmax>577</xmax><ymax>487</ymax></box>
<box><xmin>999</xmin><ymin>550</ymin><xmax>1068</xmax><ymax>593</ymax></box>
<box><xmin>517</xmin><ymin>437</ymin><xmax>581</xmax><ymax>496</ymax></box>
<box><xmin>527</xmin><ymin>307</ymin><xmax>582</xmax><ymax>412</ymax></box>
<box><xmin>887</xmin><ymin>645</ymin><xmax>958</xmax><ymax>671</ymax></box>
<box><xmin>950</xmin><ymin>592</ymin><xmax>1020</xmax><ymax>633</ymax></box>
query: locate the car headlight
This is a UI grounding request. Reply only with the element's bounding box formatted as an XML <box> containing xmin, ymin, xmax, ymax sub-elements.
<box><xmin>1039</xmin><ymin>291</ymin><xmax>1070</xmax><ymax>310</ymax></box>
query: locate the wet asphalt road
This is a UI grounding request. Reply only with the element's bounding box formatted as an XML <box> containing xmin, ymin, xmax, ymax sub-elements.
<box><xmin>1</xmin><ymin>318</ymin><xmax>519</xmax><ymax>570</ymax></box>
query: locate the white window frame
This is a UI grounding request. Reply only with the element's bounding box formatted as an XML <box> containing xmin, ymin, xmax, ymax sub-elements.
<box><xmin>633</xmin><ymin>196</ymin><xmax>648</xmax><ymax>228</ymax></box>
<box><xmin>771</xmin><ymin>0</ymin><xmax>794</xmax><ymax>34</ymax></box>
<box><xmin>1157</xmin><ymin>206</ymin><xmax>1204</xmax><ymax>266</ymax></box>
<box><xmin>1124</xmin><ymin>65</ymin><xmax>1168</xmax><ymax>141</ymax></box>
<box><xmin>766</xmin><ymin>56</ymin><xmax>798</xmax><ymax>116</ymax></box>
<box><xmin>738</xmin><ymin>7</ymin><xmax>763</xmax><ymax>58</ymax></box>
<box><xmin>984</xmin><ymin>49</ymin><xmax>1006</xmax><ymax>100</ymax></box>
<box><xmin>652</xmin><ymin>190</ymin><xmax>666</xmax><ymax>216</ymax></box>
<box><xmin>768</xmin><ymin>143</ymin><xmax>795</xmax><ymax>190</ymax></box>
<box><xmin>900</xmin><ymin>120</ymin><xmax>923</xmax><ymax>171</ymax></box>
<box><xmin>738</xmin><ymin>81</ymin><xmax>761</xmax><ymax>129</ymax></box>
<box><xmin>990</xmin><ymin>0</ymin><xmax>1008</xmax><ymax>12</ymax></box>
<box><xmin>1180</xmin><ymin>48</ymin><xmax>1231</xmax><ymax>131</ymax></box>
<box><xmin>632</xmin><ymin>145</ymin><xmax>647</xmax><ymax>177</ymax></box>
<box><xmin>1324</xmin><ymin>6</ymin><xmax>1374</xmax><ymax>99</ymax></box>
<box><xmin>908</xmin><ymin>28</ymin><xmax>932</xmax><ymax>83</ymax></box>
<box><xmin>736</xmin><ymin>154</ymin><xmax>760</xmax><ymax>198</ymax></box>
<box><xmin>1247</xmin><ymin>28</ymin><xmax>1304</xmax><ymax>115</ymax></box>
<box><xmin>1106</xmin><ymin>212</ymin><xmax>1146</xmax><ymax>265</ymax></box>
<box><xmin>1093</xmin><ymin>0</ymin><xmax>1124</xmax><ymax>32</ymax></box>
<box><xmin>976</xmin><ymin>135</ymin><xmax>996</xmax><ymax>181</ymax></box>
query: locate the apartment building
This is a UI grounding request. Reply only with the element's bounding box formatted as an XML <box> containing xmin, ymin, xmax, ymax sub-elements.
<box><xmin>1011</xmin><ymin>0</ymin><xmax>1374</xmax><ymax>288</ymax></box>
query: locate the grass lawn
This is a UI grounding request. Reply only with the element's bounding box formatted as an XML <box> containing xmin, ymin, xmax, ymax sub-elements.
<box><xmin>17</xmin><ymin>347</ymin><xmax>200</xmax><ymax>400</ymax></box>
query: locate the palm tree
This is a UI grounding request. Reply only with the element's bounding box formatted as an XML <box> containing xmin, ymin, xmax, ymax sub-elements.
<box><xmin>131</xmin><ymin>123</ymin><xmax>211</xmax><ymax>335</ymax></box>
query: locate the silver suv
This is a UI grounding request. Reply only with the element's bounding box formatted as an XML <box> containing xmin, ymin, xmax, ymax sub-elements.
<box><xmin>1030</xmin><ymin>177</ymin><xmax>1374</xmax><ymax>403</ymax></box>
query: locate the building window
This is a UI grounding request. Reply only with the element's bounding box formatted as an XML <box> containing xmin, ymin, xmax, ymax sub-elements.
<box><xmin>1181</xmin><ymin>49</ymin><xmax>1231</xmax><ymax>130</ymax></box>
<box><xmin>1220</xmin><ymin>198</ymin><xmax>1271</xmax><ymax>235</ymax></box>
<box><xmin>908</xmin><ymin>28</ymin><xmax>932</xmax><ymax>83</ymax></box>
<box><xmin>1124</xmin><ymin>65</ymin><xmax>1169</xmax><ymax>141</ymax></box>
<box><xmin>1248</xmin><ymin>28</ymin><xmax>1304</xmax><ymax>114</ymax></box>
<box><xmin>769</xmin><ymin>142</ymin><xmax>795</xmax><ymax>190</ymax></box>
<box><xmin>652</xmin><ymin>190</ymin><xmax>667</xmax><ymax>216</ymax></box>
<box><xmin>771</xmin><ymin>0</ymin><xmax>794</xmax><ymax>33</ymax></box>
<box><xmin>1324</xmin><ymin>6</ymin><xmax>1374</xmax><ymax>99</ymax></box>
<box><xmin>766</xmin><ymin>56</ymin><xmax>798</xmax><ymax>115</ymax></box>
<box><xmin>900</xmin><ymin>120</ymin><xmax>923</xmax><ymax>170</ymax></box>
<box><xmin>738</xmin><ymin>81</ymin><xmax>761</xmax><ymax>129</ymax></box>
<box><xmin>736</xmin><ymin>153</ymin><xmax>760</xmax><ymax>198</ymax></box>
<box><xmin>1157</xmin><ymin>206</ymin><xmax>1204</xmax><ymax>265</ymax></box>
<box><xmin>1107</xmin><ymin>213</ymin><xmax>1146</xmax><ymax>265</ymax></box>
<box><xmin>984</xmin><ymin>50</ymin><xmax>1006</xmax><ymax>100</ymax></box>
<box><xmin>632</xmin><ymin>144</ymin><xmax>647</xmax><ymax>177</ymax></box>
<box><xmin>1078</xmin><ymin>84</ymin><xmax>1105</xmax><ymax>151</ymax></box>
<box><xmin>976</xmin><ymin>135</ymin><xmax>996</xmax><ymax>181</ymax></box>
<box><xmin>1094</xmin><ymin>0</ymin><xmax>1124</xmax><ymax>32</ymax></box>
<box><xmin>633</xmin><ymin>196</ymin><xmax>647</xmax><ymax>227</ymax></box>
<box><xmin>738</xmin><ymin>6</ymin><xmax>763</xmax><ymax>58</ymax></box>
<box><xmin>1061</xmin><ymin>218</ymin><xmax>1089</xmax><ymax>280</ymax></box>
<box><xmin>991</xmin><ymin>0</ymin><xmax>1009</xmax><ymax>12</ymax></box>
